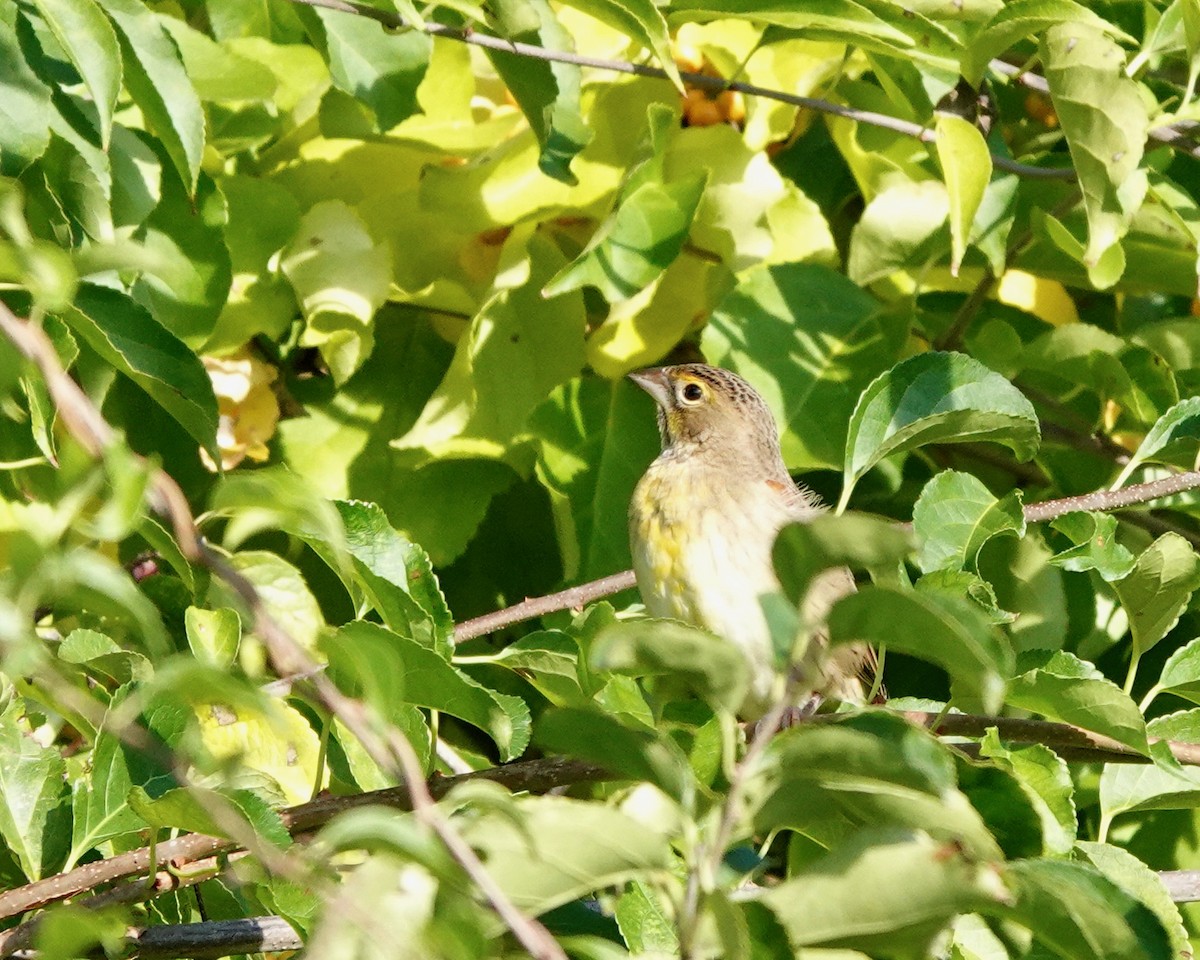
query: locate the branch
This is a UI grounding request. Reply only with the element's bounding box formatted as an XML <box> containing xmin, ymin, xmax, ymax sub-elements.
<box><xmin>454</xmin><ymin>472</ymin><xmax>1200</xmax><ymax>640</ymax></box>
<box><xmin>288</xmin><ymin>0</ymin><xmax>1074</xmax><ymax>181</ymax></box>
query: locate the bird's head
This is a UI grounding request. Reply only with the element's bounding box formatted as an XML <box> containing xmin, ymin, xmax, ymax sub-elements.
<box><xmin>629</xmin><ymin>364</ymin><xmax>783</xmax><ymax>464</ymax></box>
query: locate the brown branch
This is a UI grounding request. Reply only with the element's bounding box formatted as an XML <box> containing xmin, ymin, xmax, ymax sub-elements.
<box><xmin>288</xmin><ymin>0</ymin><xmax>1073</xmax><ymax>181</ymax></box>
<box><xmin>1023</xmin><ymin>470</ymin><xmax>1200</xmax><ymax>523</ymax></box>
<box><xmin>0</xmin><ymin>756</ymin><xmax>608</xmax><ymax>951</ymax></box>
<box><xmin>454</xmin><ymin>569</ymin><xmax>637</xmax><ymax>642</ymax></box>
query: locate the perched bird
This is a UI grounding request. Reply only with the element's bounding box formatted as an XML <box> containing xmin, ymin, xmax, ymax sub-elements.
<box><xmin>627</xmin><ymin>363</ymin><xmax>871</xmax><ymax>719</ymax></box>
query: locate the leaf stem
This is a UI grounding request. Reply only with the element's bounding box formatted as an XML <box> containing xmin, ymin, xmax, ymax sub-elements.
<box><xmin>1124</xmin><ymin>647</ymin><xmax>1143</xmax><ymax>696</ymax></box>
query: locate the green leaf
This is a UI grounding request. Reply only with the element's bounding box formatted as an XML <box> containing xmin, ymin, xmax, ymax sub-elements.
<box><xmin>279</xmin><ymin>199</ymin><xmax>392</xmax><ymax>385</ymax></box>
<box><xmin>839</xmin><ymin>351</ymin><xmax>1040</xmax><ymax>512</ymax></box>
<box><xmin>456</xmin><ymin>794</ymin><xmax>672</xmax><ymax>914</ymax></box>
<box><xmin>485</xmin><ymin>0</ymin><xmax>591</xmax><ymax>183</ymax></box>
<box><xmin>324</xmin><ymin>621</ymin><xmax>531</xmax><ymax>761</ymax></box>
<box><xmin>330</xmin><ymin>500</ymin><xmax>453</xmax><ymax>655</ymax></box>
<box><xmin>1153</xmin><ymin>637</ymin><xmax>1200</xmax><ymax>706</ymax></box>
<box><xmin>544</xmin><ymin>167</ymin><xmax>707</xmax><ymax>302</ymax></box>
<box><xmin>1041</xmin><ymin>22</ymin><xmax>1149</xmax><ymax>287</ymax></box>
<box><xmin>935</xmin><ymin>114</ymin><xmax>992</xmax><ymax>276</ymax></box>
<box><xmin>1075</xmin><ymin>842</ymin><xmax>1190</xmax><ymax>960</ymax></box>
<box><xmin>1100</xmin><ymin>712</ymin><xmax>1200</xmax><ymax>822</ymax></box>
<box><xmin>912</xmin><ymin>470</ymin><xmax>1025</xmax><ymax>574</ymax></box>
<box><xmin>1002</xmin><ymin>859</ymin><xmax>1172</xmax><ymax>960</ymax></box>
<box><xmin>1048</xmin><ymin>512</ymin><xmax>1137</xmax><ymax>582</ymax></box>
<box><xmin>847</xmin><ymin>180</ymin><xmax>949</xmax><ymax>286</ymax></box>
<box><xmin>58</xmin><ymin>628</ymin><xmax>151</xmax><ymax>687</ymax></box>
<box><xmin>66</xmin><ymin>730</ymin><xmax>147</xmax><ymax>870</ymax></box>
<box><xmin>0</xmin><ymin>704</ymin><xmax>69</xmax><ymax>880</ymax></box>
<box><xmin>227</xmin><ymin>551</ymin><xmax>325</xmax><ymax>652</ymax></box>
<box><xmin>184</xmin><ymin>606</ymin><xmax>240</xmax><ymax>669</ymax></box>
<box><xmin>759</xmin><ymin>828</ymin><xmax>1007</xmax><ymax>953</ymax></box>
<box><xmin>753</xmin><ymin>713</ymin><xmax>1002</xmax><ymax>861</ymax></box>
<box><xmin>965</xmin><ymin>0</ymin><xmax>1135</xmax><ymax>84</ymax></box>
<box><xmin>979</xmin><ymin>729</ymin><xmax>1076</xmax><ymax>855</ymax></box>
<box><xmin>1007</xmin><ymin>650</ymin><xmax>1149</xmax><ymax>754</ymax></box>
<box><xmin>490</xmin><ymin>630</ymin><xmax>590</xmax><ymax>706</ymax></box>
<box><xmin>0</xmin><ymin>20</ymin><xmax>53</xmax><ymax>163</ymax></box>
<box><xmin>392</xmin><ymin>232</ymin><xmax>586</xmax><ymax>464</ymax></box>
<box><xmin>702</xmin><ymin>262</ymin><xmax>903</xmax><ymax>471</ymax></box>
<box><xmin>1113</xmin><ymin>533</ymin><xmax>1200</xmax><ymax>659</ymax></box>
<box><xmin>534</xmin><ymin>706</ymin><xmax>689</xmax><ymax>797</ymax></box>
<box><xmin>616</xmin><ymin>881</ymin><xmax>678</xmax><ymax>954</ymax></box>
<box><xmin>158</xmin><ymin>18</ymin><xmax>277</xmax><ymax>103</ymax></box>
<box><xmin>303</xmin><ymin>5</ymin><xmax>429</xmax><ymax>131</ymax></box>
<box><xmin>772</xmin><ymin>513</ymin><xmax>913</xmax><ymax>607</ymax></box>
<box><xmin>557</xmin><ymin>0</ymin><xmax>680</xmax><ymax>89</ymax></box>
<box><xmin>97</xmin><ymin>0</ymin><xmax>204</xmax><ymax>191</ymax></box>
<box><xmin>827</xmin><ymin>586</ymin><xmax>1012</xmax><ymax>713</ymax></box>
<box><xmin>1112</xmin><ymin>397</ymin><xmax>1200</xmax><ymax>489</ymax></box>
<box><xmin>129</xmin><ymin>165</ymin><xmax>232</xmax><ymax>346</ymax></box>
<box><xmin>30</xmin><ymin>0</ymin><xmax>121</xmax><ymax>148</ymax></box>
<box><xmin>590</xmin><ymin>618</ymin><xmax>750</xmax><ymax>713</ymax></box>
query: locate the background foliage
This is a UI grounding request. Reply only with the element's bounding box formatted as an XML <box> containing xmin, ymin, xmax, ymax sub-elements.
<box><xmin>6</xmin><ymin>0</ymin><xmax>1200</xmax><ymax>956</ymax></box>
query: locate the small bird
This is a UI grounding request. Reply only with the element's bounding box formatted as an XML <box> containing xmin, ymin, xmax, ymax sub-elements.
<box><xmin>627</xmin><ymin>363</ymin><xmax>871</xmax><ymax>719</ymax></box>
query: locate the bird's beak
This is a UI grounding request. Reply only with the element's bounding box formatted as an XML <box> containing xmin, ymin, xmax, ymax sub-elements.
<box><xmin>628</xmin><ymin>367</ymin><xmax>672</xmax><ymax>408</ymax></box>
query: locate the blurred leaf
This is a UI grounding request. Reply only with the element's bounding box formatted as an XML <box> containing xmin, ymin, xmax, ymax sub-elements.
<box><xmin>97</xmin><ymin>0</ymin><xmax>204</xmax><ymax>191</ymax></box>
<box><xmin>752</xmin><ymin>713</ymin><xmax>1002</xmax><ymax>860</ymax></box>
<box><xmin>227</xmin><ymin>551</ymin><xmax>325</xmax><ymax>653</ymax></box>
<box><xmin>1002</xmin><ymin>858</ymin><xmax>1172</xmax><ymax>960</ymax></box>
<box><xmin>1008</xmin><ymin>650</ymin><xmax>1149</xmax><ymax>754</ymax></box>
<box><xmin>591</xmin><ymin>618</ymin><xmax>750</xmax><ymax>713</ymax></box>
<box><xmin>1042</xmin><ymin>22</ymin><xmax>1149</xmax><ymax>287</ymax></box>
<box><xmin>212</xmin><ymin>467</ymin><xmax>347</xmax><ymax>560</ymax></box>
<box><xmin>839</xmin><ymin>351</ymin><xmax>1039</xmax><ymax>511</ymax></box>
<box><xmin>0</xmin><ymin>703</ymin><xmax>69</xmax><ymax>880</ymax></box>
<box><xmin>486</xmin><ymin>0</ymin><xmax>591</xmax><ymax>183</ymax></box>
<box><xmin>615</xmin><ymin>880</ymin><xmax>678</xmax><ymax>954</ymax></box>
<box><xmin>827</xmin><ymin>585</ymin><xmax>1012</xmax><ymax>713</ymax></box>
<box><xmin>935</xmin><ymin>114</ymin><xmax>992</xmax><ymax>276</ymax></box>
<box><xmin>456</xmin><ymin>794</ymin><xmax>672</xmax><ymax>914</ymax></box>
<box><xmin>1112</xmin><ymin>397</ymin><xmax>1200</xmax><ymax>489</ymax></box>
<box><xmin>772</xmin><ymin>512</ymin><xmax>912</xmax><ymax>606</ymax></box>
<box><xmin>1114</xmin><ymin>533</ymin><xmax>1200</xmax><ymax>660</ymax></box>
<box><xmin>1048</xmin><ymin>512</ymin><xmax>1136</xmax><ymax>582</ymax></box>
<box><xmin>184</xmin><ymin>606</ymin><xmax>240</xmax><ymax>669</ymax></box>
<box><xmin>58</xmin><ymin>628</ymin><xmax>151</xmax><ymax>687</ymax></box>
<box><xmin>703</xmin><ymin>262</ymin><xmax>902</xmax><ymax>471</ymax></box>
<box><xmin>33</xmin><ymin>906</ymin><xmax>127</xmax><ymax>960</ymax></box>
<box><xmin>324</xmin><ymin>621</ymin><xmax>530</xmax><ymax>761</ymax></box>
<box><xmin>159</xmin><ymin>18</ymin><xmax>277</xmax><ymax>103</ymax></box>
<box><xmin>759</xmin><ymin>828</ymin><xmax>1006</xmax><ymax>952</ymax></box>
<box><xmin>58</xmin><ymin>284</ymin><xmax>219</xmax><ymax>463</ymax></box>
<box><xmin>912</xmin><ymin>470</ymin><xmax>1025</xmax><ymax>575</ymax></box>
<box><xmin>534</xmin><ymin>706</ymin><xmax>689</xmax><ymax>796</ymax></box>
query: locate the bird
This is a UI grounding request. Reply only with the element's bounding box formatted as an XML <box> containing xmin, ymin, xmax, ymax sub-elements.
<box><xmin>627</xmin><ymin>362</ymin><xmax>873</xmax><ymax>719</ymax></box>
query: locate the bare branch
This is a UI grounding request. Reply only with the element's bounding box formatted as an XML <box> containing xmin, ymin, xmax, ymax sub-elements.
<box><xmin>287</xmin><ymin>0</ymin><xmax>1074</xmax><ymax>181</ymax></box>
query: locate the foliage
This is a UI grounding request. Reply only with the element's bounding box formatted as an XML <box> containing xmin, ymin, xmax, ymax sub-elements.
<box><xmin>4</xmin><ymin>0</ymin><xmax>1200</xmax><ymax>957</ymax></box>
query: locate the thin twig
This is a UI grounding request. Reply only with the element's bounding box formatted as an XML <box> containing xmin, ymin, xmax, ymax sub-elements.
<box><xmin>454</xmin><ymin>569</ymin><xmax>637</xmax><ymax>642</ymax></box>
<box><xmin>289</xmin><ymin>0</ymin><xmax>1074</xmax><ymax>180</ymax></box>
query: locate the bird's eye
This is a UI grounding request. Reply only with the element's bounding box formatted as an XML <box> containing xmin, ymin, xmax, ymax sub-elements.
<box><xmin>680</xmin><ymin>382</ymin><xmax>704</xmax><ymax>403</ymax></box>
